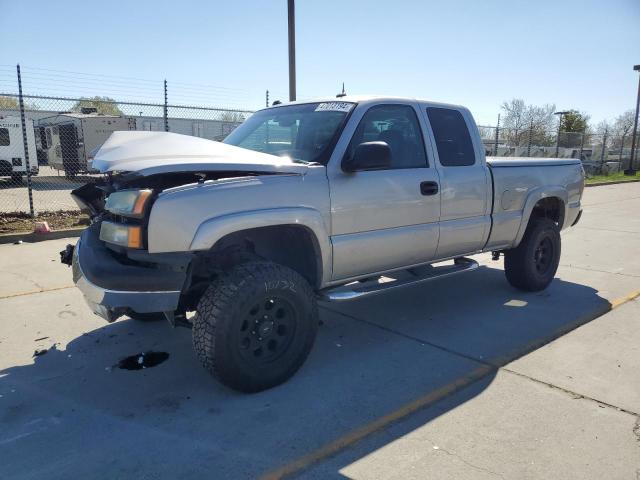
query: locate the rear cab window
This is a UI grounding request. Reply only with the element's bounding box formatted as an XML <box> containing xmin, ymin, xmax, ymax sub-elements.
<box><xmin>426</xmin><ymin>107</ymin><xmax>475</xmax><ymax>166</ymax></box>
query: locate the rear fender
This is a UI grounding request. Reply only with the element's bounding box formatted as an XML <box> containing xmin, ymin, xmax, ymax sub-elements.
<box><xmin>514</xmin><ymin>186</ymin><xmax>568</xmax><ymax>247</ymax></box>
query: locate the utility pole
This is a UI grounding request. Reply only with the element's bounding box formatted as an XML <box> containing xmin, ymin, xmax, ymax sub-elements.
<box><xmin>287</xmin><ymin>0</ymin><xmax>296</xmax><ymax>101</ymax></box>
<box><xmin>554</xmin><ymin>111</ymin><xmax>569</xmax><ymax>158</ymax></box>
<box><xmin>624</xmin><ymin>64</ymin><xmax>640</xmax><ymax>175</ymax></box>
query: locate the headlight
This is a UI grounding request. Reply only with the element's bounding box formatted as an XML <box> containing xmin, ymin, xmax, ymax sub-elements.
<box><xmin>105</xmin><ymin>189</ymin><xmax>152</xmax><ymax>218</ymax></box>
<box><xmin>99</xmin><ymin>221</ymin><xmax>143</xmax><ymax>249</ymax></box>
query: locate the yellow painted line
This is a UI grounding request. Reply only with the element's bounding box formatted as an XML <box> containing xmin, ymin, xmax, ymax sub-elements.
<box><xmin>260</xmin><ymin>365</ymin><xmax>494</xmax><ymax>480</ymax></box>
<box><xmin>0</xmin><ymin>285</ymin><xmax>75</xmax><ymax>300</ymax></box>
<box><xmin>610</xmin><ymin>288</ymin><xmax>640</xmax><ymax>309</ymax></box>
<box><xmin>261</xmin><ymin>287</ymin><xmax>640</xmax><ymax>480</ymax></box>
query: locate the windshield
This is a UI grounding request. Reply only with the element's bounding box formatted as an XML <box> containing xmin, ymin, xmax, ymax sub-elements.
<box><xmin>223</xmin><ymin>102</ymin><xmax>354</xmax><ymax>164</ymax></box>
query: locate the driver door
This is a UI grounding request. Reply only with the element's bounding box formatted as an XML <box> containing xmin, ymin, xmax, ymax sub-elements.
<box><xmin>327</xmin><ymin>103</ymin><xmax>441</xmax><ymax>280</ymax></box>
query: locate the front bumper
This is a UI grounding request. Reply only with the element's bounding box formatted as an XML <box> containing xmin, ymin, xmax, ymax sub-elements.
<box><xmin>72</xmin><ymin>224</ymin><xmax>187</xmax><ymax>322</ymax></box>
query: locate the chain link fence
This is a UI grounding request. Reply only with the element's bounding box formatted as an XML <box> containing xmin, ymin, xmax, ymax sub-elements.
<box><xmin>0</xmin><ymin>66</ymin><xmax>254</xmax><ymax>231</ymax></box>
<box><xmin>478</xmin><ymin>125</ymin><xmax>638</xmax><ymax>177</ymax></box>
<box><xmin>1</xmin><ymin>64</ymin><xmax>638</xmax><ymax>233</ymax></box>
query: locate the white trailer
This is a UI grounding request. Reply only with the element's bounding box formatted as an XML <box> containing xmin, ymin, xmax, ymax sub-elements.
<box><xmin>0</xmin><ymin>115</ymin><xmax>38</xmax><ymax>181</ymax></box>
<box><xmin>38</xmin><ymin>110</ymin><xmax>135</xmax><ymax>177</ymax></box>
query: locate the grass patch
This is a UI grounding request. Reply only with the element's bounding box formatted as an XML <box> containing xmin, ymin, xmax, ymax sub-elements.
<box><xmin>586</xmin><ymin>171</ymin><xmax>640</xmax><ymax>185</ymax></box>
<box><xmin>0</xmin><ymin>210</ymin><xmax>89</xmax><ymax>235</ymax></box>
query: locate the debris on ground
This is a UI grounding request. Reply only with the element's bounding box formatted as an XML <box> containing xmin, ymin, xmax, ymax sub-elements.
<box><xmin>34</xmin><ymin>221</ymin><xmax>52</xmax><ymax>234</ymax></box>
<box><xmin>117</xmin><ymin>351</ymin><xmax>169</xmax><ymax>371</ymax></box>
<box><xmin>34</xmin><ymin>336</ymin><xmax>49</xmax><ymax>342</ymax></box>
<box><xmin>33</xmin><ymin>344</ymin><xmax>58</xmax><ymax>357</ymax></box>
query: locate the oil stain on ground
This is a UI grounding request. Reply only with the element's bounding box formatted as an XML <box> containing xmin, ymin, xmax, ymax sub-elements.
<box><xmin>117</xmin><ymin>351</ymin><xmax>169</xmax><ymax>370</ymax></box>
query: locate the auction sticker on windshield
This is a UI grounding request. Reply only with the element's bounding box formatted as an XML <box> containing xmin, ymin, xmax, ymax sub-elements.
<box><xmin>314</xmin><ymin>102</ymin><xmax>354</xmax><ymax>113</ymax></box>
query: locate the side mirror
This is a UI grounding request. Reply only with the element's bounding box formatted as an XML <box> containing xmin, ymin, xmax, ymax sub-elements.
<box><xmin>342</xmin><ymin>141</ymin><xmax>391</xmax><ymax>173</ymax></box>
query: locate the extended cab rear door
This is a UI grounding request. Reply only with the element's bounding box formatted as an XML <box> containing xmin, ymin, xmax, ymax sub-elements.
<box><xmin>327</xmin><ymin>101</ymin><xmax>441</xmax><ymax>280</ymax></box>
<box><xmin>423</xmin><ymin>106</ymin><xmax>491</xmax><ymax>259</ymax></box>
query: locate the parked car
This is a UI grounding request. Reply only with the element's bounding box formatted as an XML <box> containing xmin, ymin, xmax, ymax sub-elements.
<box><xmin>62</xmin><ymin>96</ymin><xmax>585</xmax><ymax>392</ymax></box>
<box><xmin>0</xmin><ymin>115</ymin><xmax>38</xmax><ymax>182</ymax></box>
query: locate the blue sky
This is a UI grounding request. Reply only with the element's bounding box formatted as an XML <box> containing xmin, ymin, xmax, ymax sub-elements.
<box><xmin>1</xmin><ymin>0</ymin><xmax>638</xmax><ymax>125</ymax></box>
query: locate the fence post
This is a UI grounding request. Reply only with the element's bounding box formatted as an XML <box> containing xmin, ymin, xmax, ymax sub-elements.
<box><xmin>579</xmin><ymin>129</ymin><xmax>586</xmax><ymax>161</ymax></box>
<box><xmin>527</xmin><ymin>119</ymin><xmax>533</xmax><ymax>157</ymax></box>
<box><xmin>266</xmin><ymin>90</ymin><xmax>269</xmax><ymax>108</ymax></box>
<box><xmin>619</xmin><ymin>135</ymin><xmax>625</xmax><ymax>169</ymax></box>
<box><xmin>16</xmin><ymin>64</ymin><xmax>35</xmax><ymax>219</ymax></box>
<box><xmin>163</xmin><ymin>79</ymin><xmax>169</xmax><ymax>132</ymax></box>
<box><xmin>493</xmin><ymin>114</ymin><xmax>500</xmax><ymax>156</ymax></box>
<box><xmin>600</xmin><ymin>127</ymin><xmax>608</xmax><ymax>170</ymax></box>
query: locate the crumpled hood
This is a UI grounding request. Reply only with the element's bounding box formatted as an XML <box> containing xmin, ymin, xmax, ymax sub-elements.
<box><xmin>91</xmin><ymin>131</ymin><xmax>308</xmax><ymax>176</ymax></box>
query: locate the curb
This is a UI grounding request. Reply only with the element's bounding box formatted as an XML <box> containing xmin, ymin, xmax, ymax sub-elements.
<box><xmin>0</xmin><ymin>227</ymin><xmax>85</xmax><ymax>245</ymax></box>
<box><xmin>586</xmin><ymin>179</ymin><xmax>640</xmax><ymax>187</ymax></box>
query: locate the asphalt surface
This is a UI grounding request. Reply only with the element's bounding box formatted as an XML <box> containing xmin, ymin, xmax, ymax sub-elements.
<box><xmin>0</xmin><ymin>182</ymin><xmax>638</xmax><ymax>479</ymax></box>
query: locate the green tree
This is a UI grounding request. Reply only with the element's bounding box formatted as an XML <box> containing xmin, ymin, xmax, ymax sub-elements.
<box><xmin>72</xmin><ymin>96</ymin><xmax>123</xmax><ymax>115</ymax></box>
<box><xmin>0</xmin><ymin>95</ymin><xmax>39</xmax><ymax>111</ymax></box>
<box><xmin>560</xmin><ymin>110</ymin><xmax>589</xmax><ymax>133</ymax></box>
<box><xmin>558</xmin><ymin>110</ymin><xmax>590</xmax><ymax>148</ymax></box>
<box><xmin>0</xmin><ymin>96</ymin><xmax>19</xmax><ymax>109</ymax></box>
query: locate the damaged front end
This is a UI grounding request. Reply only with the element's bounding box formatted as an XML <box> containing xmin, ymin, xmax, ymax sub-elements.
<box><xmin>63</xmin><ymin>170</ymin><xmax>273</xmax><ymax>323</ymax></box>
<box><xmin>61</xmin><ymin>130</ymin><xmax>309</xmax><ymax>323</ymax></box>
<box><xmin>69</xmin><ymin>223</ymin><xmax>190</xmax><ymax>322</ymax></box>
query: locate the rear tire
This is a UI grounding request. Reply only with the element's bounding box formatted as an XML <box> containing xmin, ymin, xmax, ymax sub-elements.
<box><xmin>10</xmin><ymin>173</ymin><xmax>22</xmax><ymax>184</ymax></box>
<box><xmin>504</xmin><ymin>218</ymin><xmax>561</xmax><ymax>292</ymax></box>
<box><xmin>193</xmin><ymin>261</ymin><xmax>318</xmax><ymax>393</ymax></box>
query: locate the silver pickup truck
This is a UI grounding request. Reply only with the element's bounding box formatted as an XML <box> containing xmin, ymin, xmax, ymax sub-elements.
<box><xmin>62</xmin><ymin>96</ymin><xmax>584</xmax><ymax>392</ymax></box>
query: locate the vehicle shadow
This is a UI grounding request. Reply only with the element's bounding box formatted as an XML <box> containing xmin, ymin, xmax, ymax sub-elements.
<box><xmin>0</xmin><ymin>264</ymin><xmax>610</xmax><ymax>479</ymax></box>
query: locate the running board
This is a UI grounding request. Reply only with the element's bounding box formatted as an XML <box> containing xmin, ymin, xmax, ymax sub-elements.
<box><xmin>319</xmin><ymin>257</ymin><xmax>479</xmax><ymax>302</ymax></box>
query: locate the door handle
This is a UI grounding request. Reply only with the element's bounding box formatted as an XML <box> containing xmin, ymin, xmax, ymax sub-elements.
<box><xmin>420</xmin><ymin>181</ymin><xmax>439</xmax><ymax>196</ymax></box>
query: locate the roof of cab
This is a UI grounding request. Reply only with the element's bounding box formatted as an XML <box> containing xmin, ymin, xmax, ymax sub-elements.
<box><xmin>261</xmin><ymin>95</ymin><xmax>466</xmax><ymax>112</ymax></box>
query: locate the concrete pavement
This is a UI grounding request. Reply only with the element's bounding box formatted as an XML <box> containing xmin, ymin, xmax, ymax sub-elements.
<box><xmin>0</xmin><ymin>182</ymin><xmax>638</xmax><ymax>479</ymax></box>
<box><xmin>0</xmin><ymin>167</ymin><xmax>92</xmax><ymax>213</ymax></box>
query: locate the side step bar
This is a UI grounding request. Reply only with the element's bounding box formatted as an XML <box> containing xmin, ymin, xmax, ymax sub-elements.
<box><xmin>319</xmin><ymin>257</ymin><xmax>479</xmax><ymax>302</ymax></box>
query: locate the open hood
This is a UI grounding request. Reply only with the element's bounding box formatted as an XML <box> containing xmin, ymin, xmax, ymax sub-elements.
<box><xmin>91</xmin><ymin>131</ymin><xmax>308</xmax><ymax>176</ymax></box>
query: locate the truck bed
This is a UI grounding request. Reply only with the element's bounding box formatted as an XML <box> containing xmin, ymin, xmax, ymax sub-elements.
<box><xmin>485</xmin><ymin>157</ymin><xmax>584</xmax><ymax>251</ymax></box>
<box><xmin>487</xmin><ymin>157</ymin><xmax>582</xmax><ymax>168</ymax></box>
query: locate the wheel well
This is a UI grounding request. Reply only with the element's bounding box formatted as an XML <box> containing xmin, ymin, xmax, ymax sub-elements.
<box><xmin>530</xmin><ymin>197</ymin><xmax>565</xmax><ymax>228</ymax></box>
<box><xmin>204</xmin><ymin>225</ymin><xmax>322</xmax><ymax>288</ymax></box>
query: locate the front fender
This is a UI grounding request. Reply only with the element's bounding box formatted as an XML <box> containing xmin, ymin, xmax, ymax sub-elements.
<box><xmin>514</xmin><ymin>186</ymin><xmax>568</xmax><ymax>247</ymax></box>
<box><xmin>189</xmin><ymin>207</ymin><xmax>332</xmax><ymax>283</ymax></box>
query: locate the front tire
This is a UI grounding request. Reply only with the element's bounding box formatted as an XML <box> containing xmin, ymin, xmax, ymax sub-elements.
<box><xmin>504</xmin><ymin>218</ymin><xmax>561</xmax><ymax>292</ymax></box>
<box><xmin>193</xmin><ymin>261</ymin><xmax>318</xmax><ymax>393</ymax></box>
